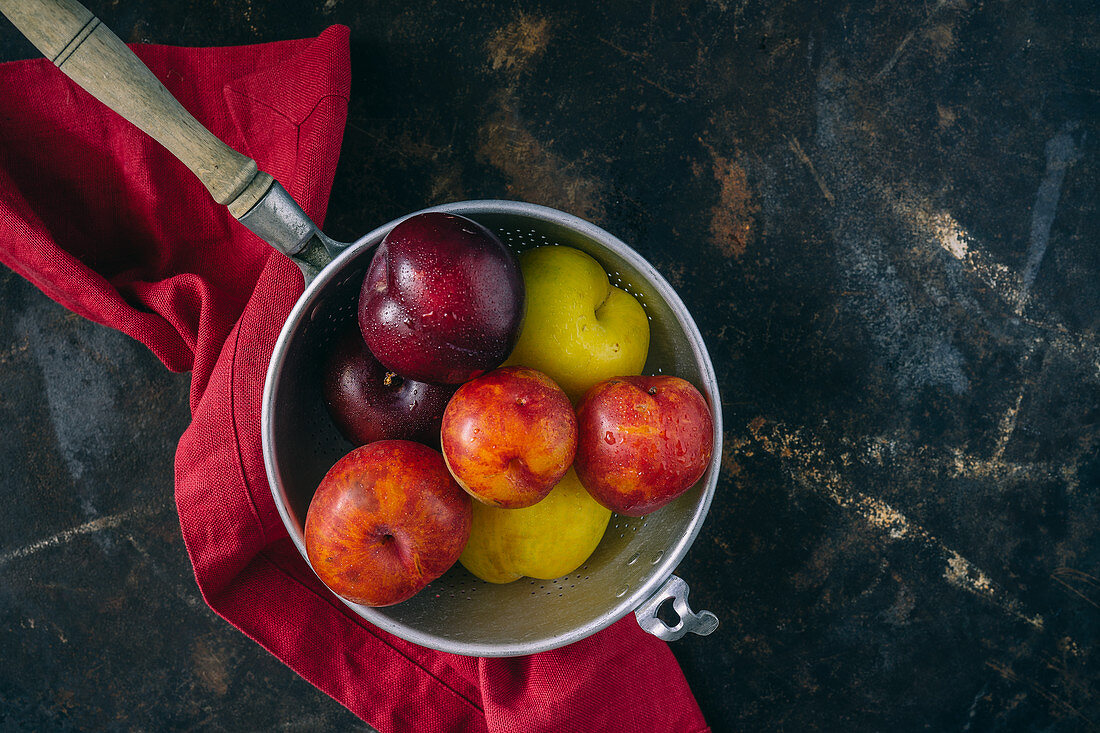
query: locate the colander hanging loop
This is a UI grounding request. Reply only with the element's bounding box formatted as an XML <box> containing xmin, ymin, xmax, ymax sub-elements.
<box><xmin>635</xmin><ymin>574</ymin><xmax>719</xmax><ymax>641</ymax></box>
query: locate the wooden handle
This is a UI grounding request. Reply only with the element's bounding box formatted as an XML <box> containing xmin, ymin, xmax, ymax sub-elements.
<box><xmin>0</xmin><ymin>0</ymin><xmax>272</xmax><ymax>217</ymax></box>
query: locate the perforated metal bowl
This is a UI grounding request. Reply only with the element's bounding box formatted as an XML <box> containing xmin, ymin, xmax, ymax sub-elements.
<box><xmin>261</xmin><ymin>199</ymin><xmax>721</xmax><ymax>656</ymax></box>
<box><xmin>0</xmin><ymin>0</ymin><xmax>719</xmax><ymax>658</ymax></box>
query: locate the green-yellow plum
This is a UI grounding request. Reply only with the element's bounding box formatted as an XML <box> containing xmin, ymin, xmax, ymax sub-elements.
<box><xmin>458</xmin><ymin>468</ymin><xmax>612</xmax><ymax>583</ymax></box>
<box><xmin>504</xmin><ymin>246</ymin><xmax>649</xmax><ymax>403</ymax></box>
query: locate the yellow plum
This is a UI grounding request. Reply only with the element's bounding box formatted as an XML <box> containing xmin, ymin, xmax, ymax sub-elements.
<box><xmin>458</xmin><ymin>468</ymin><xmax>612</xmax><ymax>583</ymax></box>
<box><xmin>505</xmin><ymin>246</ymin><xmax>649</xmax><ymax>403</ymax></box>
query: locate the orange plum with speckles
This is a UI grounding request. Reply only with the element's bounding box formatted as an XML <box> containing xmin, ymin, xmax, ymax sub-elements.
<box><xmin>304</xmin><ymin>440</ymin><xmax>471</xmax><ymax>607</ymax></box>
<box><xmin>575</xmin><ymin>376</ymin><xmax>713</xmax><ymax>516</ymax></box>
<box><xmin>441</xmin><ymin>366</ymin><xmax>577</xmax><ymax>508</ymax></box>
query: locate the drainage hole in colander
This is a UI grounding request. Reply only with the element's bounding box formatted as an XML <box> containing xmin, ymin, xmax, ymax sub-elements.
<box><xmin>626</xmin><ymin>552</ymin><xmax>640</xmax><ymax>566</ymax></box>
<box><xmin>651</xmin><ymin>550</ymin><xmax>664</xmax><ymax>564</ymax></box>
<box><xmin>446</xmin><ymin>585</ymin><xmax>474</xmax><ymax>600</ymax></box>
<box><xmin>616</xmin><ymin>586</ymin><xmax>629</xmax><ymax>598</ymax></box>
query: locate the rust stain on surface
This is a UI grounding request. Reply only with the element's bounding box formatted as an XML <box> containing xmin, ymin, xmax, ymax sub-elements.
<box><xmin>706</xmin><ymin>153</ymin><xmax>758</xmax><ymax>259</ymax></box>
<box><xmin>486</xmin><ymin>13</ymin><xmax>552</xmax><ymax>76</ymax></box>
<box><xmin>742</xmin><ymin>417</ymin><xmax>1047</xmax><ymax>631</ymax></box>
<box><xmin>986</xmin><ymin>659</ymin><xmax>1098</xmax><ymax>728</ymax></box>
<box><xmin>937</xmin><ymin>103</ymin><xmax>957</xmax><ymax>129</ymax></box>
<box><xmin>720</xmin><ymin>434</ymin><xmax>743</xmax><ymax>478</ymax></box>
<box><xmin>190</xmin><ymin>637</ymin><xmax>230</xmax><ymax>697</ymax></box>
<box><xmin>923</xmin><ymin>12</ymin><xmax>962</xmax><ymax>63</ymax></box>
<box><xmin>477</xmin><ymin>94</ymin><xmax>605</xmax><ymax>219</ymax></box>
<box><xmin>788</xmin><ymin>136</ymin><xmax>836</xmax><ymax>205</ymax></box>
<box><xmin>480</xmin><ymin>14</ymin><xmax>598</xmax><ymax>214</ymax></box>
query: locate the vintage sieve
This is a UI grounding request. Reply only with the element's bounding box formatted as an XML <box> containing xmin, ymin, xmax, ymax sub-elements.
<box><xmin>262</xmin><ymin>199</ymin><xmax>722</xmax><ymax>656</ymax></box>
<box><xmin>4</xmin><ymin>0</ymin><xmax>721</xmax><ymax>656</ymax></box>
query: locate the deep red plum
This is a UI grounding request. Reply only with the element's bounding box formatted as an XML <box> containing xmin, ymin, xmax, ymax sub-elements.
<box><xmin>322</xmin><ymin>326</ymin><xmax>455</xmax><ymax>447</ymax></box>
<box><xmin>358</xmin><ymin>212</ymin><xmax>525</xmax><ymax>385</ymax></box>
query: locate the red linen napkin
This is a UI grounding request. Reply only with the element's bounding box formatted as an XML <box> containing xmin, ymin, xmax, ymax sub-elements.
<box><xmin>0</xmin><ymin>26</ymin><xmax>709</xmax><ymax>732</ymax></box>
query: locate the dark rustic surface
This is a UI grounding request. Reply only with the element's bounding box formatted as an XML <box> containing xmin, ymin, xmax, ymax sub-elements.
<box><xmin>1</xmin><ymin>1</ymin><xmax>1098</xmax><ymax>730</ymax></box>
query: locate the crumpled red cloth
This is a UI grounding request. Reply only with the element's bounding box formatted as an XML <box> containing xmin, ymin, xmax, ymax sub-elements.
<box><xmin>0</xmin><ymin>26</ymin><xmax>709</xmax><ymax>732</ymax></box>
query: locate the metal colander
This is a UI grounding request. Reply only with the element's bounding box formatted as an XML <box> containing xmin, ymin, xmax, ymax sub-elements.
<box><xmin>261</xmin><ymin>200</ymin><xmax>722</xmax><ymax>657</ymax></box>
<box><xmin>3</xmin><ymin>0</ymin><xmax>721</xmax><ymax>659</ymax></box>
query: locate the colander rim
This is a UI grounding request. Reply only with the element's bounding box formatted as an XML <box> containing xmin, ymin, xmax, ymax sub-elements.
<box><xmin>262</xmin><ymin>199</ymin><xmax>721</xmax><ymax>656</ymax></box>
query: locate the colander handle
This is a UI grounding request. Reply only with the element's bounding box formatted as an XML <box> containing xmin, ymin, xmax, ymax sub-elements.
<box><xmin>635</xmin><ymin>574</ymin><xmax>719</xmax><ymax>642</ymax></box>
<box><xmin>0</xmin><ymin>0</ymin><xmax>350</xmax><ymax>281</ymax></box>
<box><xmin>0</xmin><ymin>0</ymin><xmax>272</xmax><ymax>218</ymax></box>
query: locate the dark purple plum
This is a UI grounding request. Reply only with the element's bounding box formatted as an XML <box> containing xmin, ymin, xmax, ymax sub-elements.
<box><xmin>358</xmin><ymin>212</ymin><xmax>525</xmax><ymax>385</ymax></box>
<box><xmin>322</xmin><ymin>327</ymin><xmax>456</xmax><ymax>447</ymax></box>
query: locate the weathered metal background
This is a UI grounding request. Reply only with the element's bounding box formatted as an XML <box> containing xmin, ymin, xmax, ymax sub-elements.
<box><xmin>1</xmin><ymin>1</ymin><xmax>1096</xmax><ymax>729</ymax></box>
